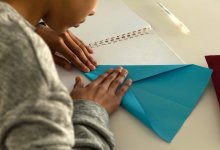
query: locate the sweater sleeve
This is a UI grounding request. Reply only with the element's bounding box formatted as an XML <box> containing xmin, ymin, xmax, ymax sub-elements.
<box><xmin>73</xmin><ymin>100</ymin><xmax>115</xmax><ymax>150</ymax></box>
<box><xmin>0</xmin><ymin>23</ymin><xmax>74</xmax><ymax>150</ymax></box>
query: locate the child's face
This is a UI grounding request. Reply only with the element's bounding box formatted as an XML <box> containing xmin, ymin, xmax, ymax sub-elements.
<box><xmin>44</xmin><ymin>0</ymin><xmax>97</xmax><ymax>32</ymax></box>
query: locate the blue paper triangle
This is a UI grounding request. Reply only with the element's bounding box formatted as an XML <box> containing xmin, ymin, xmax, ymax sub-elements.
<box><xmin>84</xmin><ymin>65</ymin><xmax>212</xmax><ymax>142</ymax></box>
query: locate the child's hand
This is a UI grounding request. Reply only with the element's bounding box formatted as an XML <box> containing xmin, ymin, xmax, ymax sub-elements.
<box><xmin>36</xmin><ymin>24</ymin><xmax>97</xmax><ymax>72</ymax></box>
<box><xmin>70</xmin><ymin>67</ymin><xmax>132</xmax><ymax>115</ymax></box>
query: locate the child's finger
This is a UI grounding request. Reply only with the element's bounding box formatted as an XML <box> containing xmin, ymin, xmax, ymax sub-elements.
<box><xmin>88</xmin><ymin>68</ymin><xmax>114</xmax><ymax>87</ymax></box>
<box><xmin>83</xmin><ymin>51</ymin><xmax>98</xmax><ymax>66</ymax></box>
<box><xmin>101</xmin><ymin>66</ymin><xmax>123</xmax><ymax>89</ymax></box>
<box><xmin>109</xmin><ymin>69</ymin><xmax>128</xmax><ymax>93</ymax></box>
<box><xmin>53</xmin><ymin>54</ymin><xmax>72</xmax><ymax>71</ymax></box>
<box><xmin>55</xmin><ymin>40</ymin><xmax>90</xmax><ymax>72</ymax></box>
<box><xmin>116</xmin><ymin>79</ymin><xmax>132</xmax><ymax>98</ymax></box>
<box><xmin>62</xmin><ymin>32</ymin><xmax>96</xmax><ymax>71</ymax></box>
<box><xmin>68</xmin><ymin>31</ymin><xmax>94</xmax><ymax>54</ymax></box>
<box><xmin>74</xmin><ymin>76</ymin><xmax>84</xmax><ymax>89</ymax></box>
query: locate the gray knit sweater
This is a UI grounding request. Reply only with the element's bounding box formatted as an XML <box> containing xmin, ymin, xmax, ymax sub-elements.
<box><xmin>0</xmin><ymin>2</ymin><xmax>114</xmax><ymax>150</ymax></box>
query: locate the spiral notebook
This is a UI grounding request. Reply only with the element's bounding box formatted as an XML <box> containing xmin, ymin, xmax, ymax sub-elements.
<box><xmin>69</xmin><ymin>0</ymin><xmax>183</xmax><ymax>65</ymax></box>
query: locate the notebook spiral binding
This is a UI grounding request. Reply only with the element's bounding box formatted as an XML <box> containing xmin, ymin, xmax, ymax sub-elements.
<box><xmin>88</xmin><ymin>27</ymin><xmax>153</xmax><ymax>48</ymax></box>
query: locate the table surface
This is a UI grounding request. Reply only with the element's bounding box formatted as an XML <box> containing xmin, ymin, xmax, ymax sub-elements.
<box><xmin>109</xmin><ymin>0</ymin><xmax>220</xmax><ymax>149</ymax></box>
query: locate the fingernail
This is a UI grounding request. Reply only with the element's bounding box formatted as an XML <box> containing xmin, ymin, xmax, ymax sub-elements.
<box><xmin>93</xmin><ymin>61</ymin><xmax>98</xmax><ymax>66</ymax></box>
<box><xmin>84</xmin><ymin>67</ymin><xmax>90</xmax><ymax>72</ymax></box>
<box><xmin>128</xmin><ymin>79</ymin><xmax>132</xmax><ymax>85</ymax></box>
<box><xmin>89</xmin><ymin>64</ymin><xmax>96</xmax><ymax>70</ymax></box>
<box><xmin>121</xmin><ymin>69</ymin><xmax>128</xmax><ymax>77</ymax></box>
<box><xmin>117</xmin><ymin>66</ymin><xmax>123</xmax><ymax>72</ymax></box>
<box><xmin>124</xmin><ymin>69</ymin><xmax>128</xmax><ymax>75</ymax></box>
<box><xmin>118</xmin><ymin>66</ymin><xmax>123</xmax><ymax>69</ymax></box>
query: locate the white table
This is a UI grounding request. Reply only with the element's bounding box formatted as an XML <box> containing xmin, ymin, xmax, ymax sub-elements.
<box><xmin>110</xmin><ymin>0</ymin><xmax>220</xmax><ymax>149</ymax></box>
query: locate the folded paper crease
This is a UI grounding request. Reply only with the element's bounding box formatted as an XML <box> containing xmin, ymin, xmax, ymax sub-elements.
<box><xmin>84</xmin><ymin>64</ymin><xmax>212</xmax><ymax>142</ymax></box>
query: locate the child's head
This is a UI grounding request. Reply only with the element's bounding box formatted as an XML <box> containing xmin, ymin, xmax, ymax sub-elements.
<box><xmin>3</xmin><ymin>0</ymin><xmax>97</xmax><ymax>32</ymax></box>
<box><xmin>43</xmin><ymin>0</ymin><xmax>97</xmax><ymax>32</ymax></box>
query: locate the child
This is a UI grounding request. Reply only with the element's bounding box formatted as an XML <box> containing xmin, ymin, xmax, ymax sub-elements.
<box><xmin>0</xmin><ymin>0</ymin><xmax>132</xmax><ymax>149</ymax></box>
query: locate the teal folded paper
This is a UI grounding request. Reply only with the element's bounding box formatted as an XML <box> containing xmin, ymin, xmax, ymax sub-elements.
<box><xmin>84</xmin><ymin>65</ymin><xmax>212</xmax><ymax>142</ymax></box>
